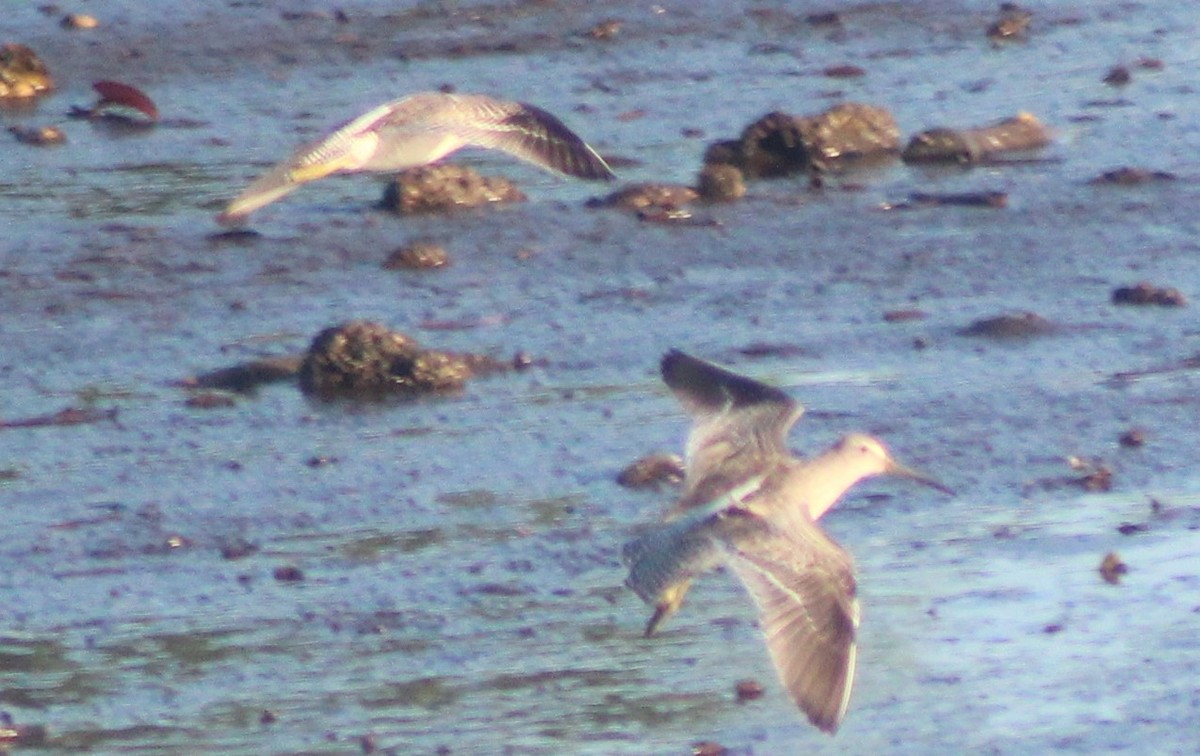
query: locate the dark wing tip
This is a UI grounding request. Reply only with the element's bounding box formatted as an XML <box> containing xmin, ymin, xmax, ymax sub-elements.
<box><xmin>507</xmin><ymin>102</ymin><xmax>616</xmax><ymax>181</ymax></box>
<box><xmin>660</xmin><ymin>350</ymin><xmax>794</xmax><ymax>413</ymax></box>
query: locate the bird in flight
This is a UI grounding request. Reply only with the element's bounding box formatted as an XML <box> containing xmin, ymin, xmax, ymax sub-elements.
<box><xmin>623</xmin><ymin>349</ymin><xmax>952</xmax><ymax>734</ymax></box>
<box><xmin>216</xmin><ymin>91</ymin><xmax>615</xmax><ymax>224</ymax></box>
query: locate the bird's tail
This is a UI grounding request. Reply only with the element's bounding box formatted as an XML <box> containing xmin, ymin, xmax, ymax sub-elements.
<box><xmin>622</xmin><ymin>517</ymin><xmax>716</xmax><ymax>605</ymax></box>
<box><xmin>216</xmin><ymin>138</ymin><xmax>363</xmax><ymax>225</ymax></box>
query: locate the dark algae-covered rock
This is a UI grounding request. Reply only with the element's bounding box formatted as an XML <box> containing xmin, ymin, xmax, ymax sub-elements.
<box><xmin>587</xmin><ymin>183</ymin><xmax>699</xmax><ymax>212</ymax></box>
<box><xmin>0</xmin><ymin>43</ymin><xmax>54</xmax><ymax>99</ymax></box>
<box><xmin>1111</xmin><ymin>282</ymin><xmax>1185</xmax><ymax>307</ymax></box>
<box><xmin>380</xmin><ymin>164</ymin><xmax>526</xmax><ymax>214</ymax></box>
<box><xmin>695</xmin><ymin>163</ymin><xmax>746</xmax><ymax>201</ymax></box>
<box><xmin>705</xmin><ymin>102</ymin><xmax>899</xmax><ymax>179</ymax></box>
<box><xmin>184</xmin><ymin>324</ymin><xmax>509</xmax><ymax>397</ymax></box>
<box><xmin>383</xmin><ymin>241</ymin><xmax>450</xmax><ymax>270</ymax></box>
<box><xmin>298</xmin><ymin>321</ymin><xmax>494</xmax><ymax>397</ymax></box>
<box><xmin>987</xmin><ymin>3</ymin><xmax>1033</xmax><ymax>41</ymax></box>
<box><xmin>903</xmin><ymin>112</ymin><xmax>1050</xmax><ymax>164</ymax></box>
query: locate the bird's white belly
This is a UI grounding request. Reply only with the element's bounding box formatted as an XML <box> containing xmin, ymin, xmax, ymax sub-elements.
<box><xmin>361</xmin><ymin>132</ymin><xmax>467</xmax><ymax>171</ymax></box>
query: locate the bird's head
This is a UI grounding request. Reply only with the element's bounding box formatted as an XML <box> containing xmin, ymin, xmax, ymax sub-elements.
<box><xmin>831</xmin><ymin>433</ymin><xmax>954</xmax><ymax>495</ymax></box>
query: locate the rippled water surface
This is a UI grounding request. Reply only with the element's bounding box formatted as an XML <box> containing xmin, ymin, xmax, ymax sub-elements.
<box><xmin>3</xmin><ymin>1</ymin><xmax>1200</xmax><ymax>753</ymax></box>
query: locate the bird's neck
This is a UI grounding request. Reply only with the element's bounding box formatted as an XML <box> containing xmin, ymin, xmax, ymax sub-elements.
<box><xmin>796</xmin><ymin>450</ymin><xmax>875</xmax><ymax>521</ymax></box>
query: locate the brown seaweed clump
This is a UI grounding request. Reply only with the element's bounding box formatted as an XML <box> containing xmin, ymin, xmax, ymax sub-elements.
<box><xmin>903</xmin><ymin>112</ymin><xmax>1051</xmax><ymax>164</ymax></box>
<box><xmin>298</xmin><ymin>321</ymin><xmax>480</xmax><ymax>396</ymax></box>
<box><xmin>380</xmin><ymin>164</ymin><xmax>526</xmax><ymax>214</ymax></box>
<box><xmin>0</xmin><ymin>43</ymin><xmax>54</xmax><ymax>99</ymax></box>
<box><xmin>705</xmin><ymin>103</ymin><xmax>900</xmax><ymax>179</ymax></box>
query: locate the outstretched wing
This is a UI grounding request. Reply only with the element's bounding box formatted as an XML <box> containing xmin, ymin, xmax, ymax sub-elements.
<box><xmin>385</xmin><ymin>93</ymin><xmax>615</xmax><ymax>181</ymax></box>
<box><xmin>217</xmin><ymin>92</ymin><xmax>614</xmax><ymax>224</ymax></box>
<box><xmin>722</xmin><ymin>520</ymin><xmax>859</xmax><ymax>734</ymax></box>
<box><xmin>216</xmin><ymin>101</ymin><xmax>396</xmax><ymax>224</ymax></box>
<box><xmin>660</xmin><ymin>350</ymin><xmax>804</xmax><ymax>512</ymax></box>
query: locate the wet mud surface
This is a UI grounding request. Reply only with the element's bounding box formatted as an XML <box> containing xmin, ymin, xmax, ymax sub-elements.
<box><xmin>3</xmin><ymin>1</ymin><xmax>1200</xmax><ymax>753</ymax></box>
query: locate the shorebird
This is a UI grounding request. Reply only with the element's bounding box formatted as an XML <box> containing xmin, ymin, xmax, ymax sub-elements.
<box><xmin>216</xmin><ymin>91</ymin><xmax>615</xmax><ymax>224</ymax></box>
<box><xmin>623</xmin><ymin>349</ymin><xmax>952</xmax><ymax>734</ymax></box>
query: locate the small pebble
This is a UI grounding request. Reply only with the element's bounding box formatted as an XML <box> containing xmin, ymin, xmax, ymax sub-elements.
<box><xmin>734</xmin><ymin>679</ymin><xmax>765</xmax><ymax>703</ymax></box>
<box><xmin>1118</xmin><ymin>428</ymin><xmax>1146</xmax><ymax>448</ymax></box>
<box><xmin>61</xmin><ymin>12</ymin><xmax>98</xmax><ymax>29</ymax></box>
<box><xmin>9</xmin><ymin>125</ymin><xmax>65</xmax><ymax>146</ymax></box>
<box><xmin>383</xmin><ymin>241</ymin><xmax>449</xmax><ymax>270</ymax></box>
<box><xmin>1099</xmin><ymin>552</ymin><xmax>1128</xmax><ymax>584</ymax></box>
<box><xmin>1103</xmin><ymin>66</ymin><xmax>1132</xmax><ymax>86</ymax></box>
<box><xmin>1111</xmin><ymin>282</ymin><xmax>1185</xmax><ymax>307</ymax></box>
<box><xmin>273</xmin><ymin>565</ymin><xmax>305</xmax><ymax>582</ymax></box>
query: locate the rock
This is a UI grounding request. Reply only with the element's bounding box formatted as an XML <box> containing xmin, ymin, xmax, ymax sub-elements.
<box><xmin>987</xmin><ymin>4</ymin><xmax>1032</xmax><ymax>40</ymax></box>
<box><xmin>705</xmin><ymin>102</ymin><xmax>899</xmax><ymax>178</ymax></box>
<box><xmin>60</xmin><ymin>13</ymin><xmax>99</xmax><ymax>29</ymax></box>
<box><xmin>695</xmin><ymin>164</ymin><xmax>746</xmax><ymax>201</ymax></box>
<box><xmin>1118</xmin><ymin>428</ymin><xmax>1146</xmax><ymax>448</ymax></box>
<box><xmin>903</xmin><ymin>112</ymin><xmax>1050</xmax><ymax>164</ymax></box>
<box><xmin>1103</xmin><ymin>65</ymin><xmax>1132</xmax><ymax>86</ymax></box>
<box><xmin>380</xmin><ymin>164</ymin><xmax>525</xmax><ymax>214</ymax></box>
<box><xmin>586</xmin><ymin>183</ymin><xmax>699</xmax><ymax>212</ymax></box>
<box><xmin>298</xmin><ymin>321</ymin><xmax>489</xmax><ymax>396</ymax></box>
<box><xmin>734</xmin><ymin>679</ymin><xmax>766</xmax><ymax>703</ymax></box>
<box><xmin>907</xmin><ymin>191</ymin><xmax>1008</xmax><ymax>208</ymax></box>
<box><xmin>958</xmin><ymin>311</ymin><xmax>1056</xmax><ymax>338</ymax></box>
<box><xmin>616</xmin><ymin>453</ymin><xmax>685</xmax><ymax>489</ymax></box>
<box><xmin>1099</xmin><ymin>552</ymin><xmax>1127</xmax><ymax>585</ymax></box>
<box><xmin>1111</xmin><ymin>282</ymin><xmax>1185</xmax><ymax>307</ymax></box>
<box><xmin>0</xmin><ymin>43</ymin><xmax>54</xmax><ymax>99</ymax></box>
<box><xmin>8</xmin><ymin>125</ymin><xmax>65</xmax><ymax>145</ymax></box>
<box><xmin>1088</xmin><ymin>167</ymin><xmax>1175</xmax><ymax>185</ymax></box>
<box><xmin>383</xmin><ymin>241</ymin><xmax>450</xmax><ymax>270</ymax></box>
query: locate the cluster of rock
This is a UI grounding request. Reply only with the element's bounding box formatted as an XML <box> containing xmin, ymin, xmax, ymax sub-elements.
<box><xmin>587</xmin><ymin>103</ymin><xmax>1052</xmax><ymax>217</ymax></box>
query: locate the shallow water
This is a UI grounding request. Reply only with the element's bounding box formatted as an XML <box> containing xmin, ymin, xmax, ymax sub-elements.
<box><xmin>3</xmin><ymin>1</ymin><xmax>1200</xmax><ymax>753</ymax></box>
